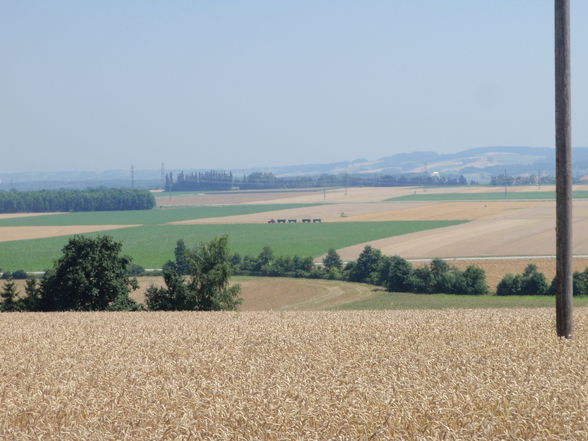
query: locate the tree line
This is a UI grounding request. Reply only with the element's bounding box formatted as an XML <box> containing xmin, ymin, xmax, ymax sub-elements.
<box><xmin>164</xmin><ymin>170</ymin><xmax>469</xmax><ymax>191</ymax></box>
<box><xmin>3</xmin><ymin>235</ymin><xmax>588</xmax><ymax>313</ymax></box>
<box><xmin>0</xmin><ymin>188</ymin><xmax>156</xmax><ymax>213</ymax></box>
<box><xmin>166</xmin><ymin>241</ymin><xmax>588</xmax><ymax>297</ymax></box>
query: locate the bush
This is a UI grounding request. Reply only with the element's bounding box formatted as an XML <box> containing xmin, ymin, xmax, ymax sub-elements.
<box><xmin>573</xmin><ymin>268</ymin><xmax>588</xmax><ymax>296</ymax></box>
<box><xmin>496</xmin><ymin>273</ymin><xmax>522</xmax><ymax>296</ymax></box>
<box><xmin>126</xmin><ymin>264</ymin><xmax>146</xmax><ymax>277</ymax></box>
<box><xmin>550</xmin><ymin>268</ymin><xmax>588</xmax><ymax>297</ymax></box>
<box><xmin>11</xmin><ymin>269</ymin><xmax>28</xmax><ymax>279</ymax></box>
<box><xmin>496</xmin><ymin>265</ymin><xmax>548</xmax><ymax>296</ymax></box>
<box><xmin>407</xmin><ymin>259</ymin><xmax>488</xmax><ymax>295</ymax></box>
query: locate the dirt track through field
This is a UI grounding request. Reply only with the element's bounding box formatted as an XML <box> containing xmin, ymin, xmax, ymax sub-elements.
<box><xmin>129</xmin><ymin>276</ymin><xmax>379</xmax><ymax>310</ymax></box>
<box><xmin>0</xmin><ymin>225</ymin><xmax>140</xmax><ymax>242</ymax></box>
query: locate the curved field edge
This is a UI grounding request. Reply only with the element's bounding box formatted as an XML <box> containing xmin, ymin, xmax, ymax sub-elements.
<box><xmin>334</xmin><ymin>290</ymin><xmax>588</xmax><ymax>310</ymax></box>
<box><xmin>128</xmin><ymin>276</ymin><xmax>380</xmax><ymax>311</ymax></box>
<box><xmin>2</xmin><ymin>310</ymin><xmax>588</xmax><ymax>440</ymax></box>
<box><xmin>0</xmin><ymin>220</ymin><xmax>465</xmax><ymax>271</ymax></box>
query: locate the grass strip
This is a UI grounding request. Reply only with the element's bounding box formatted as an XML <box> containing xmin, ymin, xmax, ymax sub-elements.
<box><xmin>335</xmin><ymin>290</ymin><xmax>588</xmax><ymax>310</ymax></box>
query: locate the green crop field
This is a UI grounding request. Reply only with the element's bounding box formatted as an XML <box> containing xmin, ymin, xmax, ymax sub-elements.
<box><xmin>0</xmin><ymin>204</ymin><xmax>318</xmax><ymax>227</ymax></box>
<box><xmin>335</xmin><ymin>290</ymin><xmax>588</xmax><ymax>310</ymax></box>
<box><xmin>387</xmin><ymin>191</ymin><xmax>588</xmax><ymax>202</ymax></box>
<box><xmin>0</xmin><ymin>220</ymin><xmax>465</xmax><ymax>271</ymax></box>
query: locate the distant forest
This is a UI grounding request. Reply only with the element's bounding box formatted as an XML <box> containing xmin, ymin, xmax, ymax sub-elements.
<box><xmin>0</xmin><ymin>188</ymin><xmax>155</xmax><ymax>213</ymax></box>
<box><xmin>165</xmin><ymin>170</ymin><xmax>469</xmax><ymax>191</ymax></box>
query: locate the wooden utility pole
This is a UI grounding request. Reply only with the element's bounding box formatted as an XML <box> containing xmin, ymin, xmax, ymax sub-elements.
<box><xmin>555</xmin><ymin>0</ymin><xmax>573</xmax><ymax>338</ymax></box>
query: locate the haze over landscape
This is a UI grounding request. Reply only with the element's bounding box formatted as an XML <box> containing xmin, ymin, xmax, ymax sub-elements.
<box><xmin>2</xmin><ymin>1</ymin><xmax>587</xmax><ymax>173</ymax></box>
<box><xmin>4</xmin><ymin>3</ymin><xmax>588</xmax><ymax>440</ymax></box>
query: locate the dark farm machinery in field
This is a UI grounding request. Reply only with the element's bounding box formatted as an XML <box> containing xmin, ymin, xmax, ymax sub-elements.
<box><xmin>268</xmin><ymin>218</ymin><xmax>322</xmax><ymax>224</ymax></box>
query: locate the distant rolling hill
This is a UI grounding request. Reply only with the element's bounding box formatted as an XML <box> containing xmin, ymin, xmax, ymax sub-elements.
<box><xmin>3</xmin><ymin>146</ymin><xmax>588</xmax><ymax>190</ymax></box>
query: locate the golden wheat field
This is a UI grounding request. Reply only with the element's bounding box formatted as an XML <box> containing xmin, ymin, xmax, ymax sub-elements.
<box><xmin>2</xmin><ymin>309</ymin><xmax>588</xmax><ymax>440</ymax></box>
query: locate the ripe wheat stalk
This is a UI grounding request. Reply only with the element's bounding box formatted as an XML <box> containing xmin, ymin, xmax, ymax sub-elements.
<box><xmin>1</xmin><ymin>309</ymin><xmax>587</xmax><ymax>440</ymax></box>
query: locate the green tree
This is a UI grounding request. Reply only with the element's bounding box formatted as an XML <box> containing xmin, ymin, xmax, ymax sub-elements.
<box><xmin>496</xmin><ymin>273</ymin><xmax>523</xmax><ymax>296</ymax></box>
<box><xmin>462</xmin><ymin>266</ymin><xmax>488</xmax><ymax>295</ymax></box>
<box><xmin>21</xmin><ymin>277</ymin><xmax>41</xmax><ymax>311</ymax></box>
<box><xmin>147</xmin><ymin>235</ymin><xmax>241</xmax><ymax>311</ymax></box>
<box><xmin>174</xmin><ymin>239</ymin><xmax>189</xmax><ymax>275</ymax></box>
<box><xmin>521</xmin><ymin>264</ymin><xmax>549</xmax><ymax>295</ymax></box>
<box><xmin>497</xmin><ymin>265</ymin><xmax>548</xmax><ymax>296</ymax></box>
<box><xmin>323</xmin><ymin>248</ymin><xmax>343</xmax><ymax>270</ymax></box>
<box><xmin>1</xmin><ymin>276</ymin><xmax>22</xmax><ymax>312</ymax></box>
<box><xmin>40</xmin><ymin>235</ymin><xmax>139</xmax><ymax>311</ymax></box>
<box><xmin>380</xmin><ymin>255</ymin><xmax>413</xmax><ymax>292</ymax></box>
<box><xmin>349</xmin><ymin>246</ymin><xmax>382</xmax><ymax>283</ymax></box>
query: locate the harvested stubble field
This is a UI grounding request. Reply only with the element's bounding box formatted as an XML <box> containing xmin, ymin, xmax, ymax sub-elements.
<box><xmin>129</xmin><ymin>276</ymin><xmax>380</xmax><ymax>310</ymax></box>
<box><xmin>335</xmin><ymin>199</ymin><xmax>588</xmax><ymax>261</ymax></box>
<box><xmin>419</xmin><ymin>257</ymin><xmax>588</xmax><ymax>289</ymax></box>
<box><xmin>1</xmin><ymin>309</ymin><xmax>588</xmax><ymax>440</ymax></box>
<box><xmin>156</xmin><ymin>187</ymin><xmax>421</xmax><ymax>206</ymax></box>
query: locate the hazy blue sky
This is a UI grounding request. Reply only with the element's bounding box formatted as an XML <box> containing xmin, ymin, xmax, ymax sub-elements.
<box><xmin>1</xmin><ymin>1</ymin><xmax>587</xmax><ymax>173</ymax></box>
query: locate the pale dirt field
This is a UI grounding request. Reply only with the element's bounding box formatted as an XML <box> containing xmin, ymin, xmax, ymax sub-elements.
<box><xmin>153</xmin><ymin>185</ymin><xmax>588</xmax><ymax>208</ymax></box>
<box><xmin>409</xmin><ymin>184</ymin><xmax>588</xmax><ymax>195</ymax></box>
<box><xmin>157</xmin><ymin>187</ymin><xmax>420</xmax><ymax>207</ymax></box>
<box><xmin>127</xmin><ymin>276</ymin><xmax>379</xmax><ymax>311</ymax></box>
<box><xmin>2</xmin><ymin>310</ymin><xmax>588</xmax><ymax>440</ymax></box>
<box><xmin>0</xmin><ymin>225</ymin><xmax>141</xmax><ymax>243</ymax></box>
<box><xmin>246</xmin><ymin>186</ymin><xmax>419</xmax><ymax>204</ymax></box>
<box><xmin>0</xmin><ymin>212</ymin><xmax>61</xmax><ymax>220</ymax></box>
<box><xmin>155</xmin><ymin>190</ymin><xmax>323</xmax><ymax>207</ymax></box>
<box><xmin>335</xmin><ymin>200</ymin><xmax>588</xmax><ymax>261</ymax></box>
<box><xmin>169</xmin><ymin>201</ymin><xmax>538</xmax><ymax>225</ymax></box>
<box><xmin>414</xmin><ymin>257</ymin><xmax>588</xmax><ymax>291</ymax></box>
<box><xmin>168</xmin><ymin>202</ymin><xmax>431</xmax><ymax>225</ymax></box>
<box><xmin>331</xmin><ymin>201</ymin><xmax>547</xmax><ymax>222</ymax></box>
